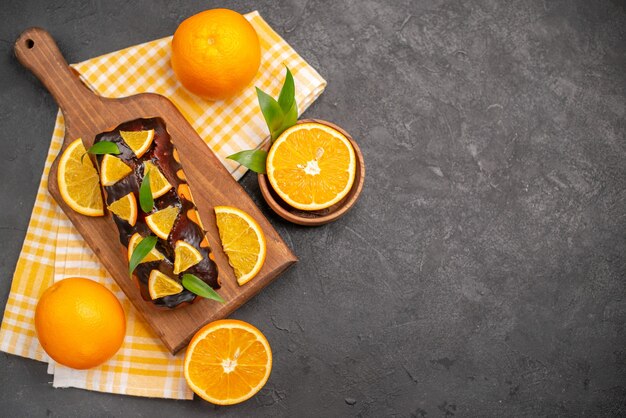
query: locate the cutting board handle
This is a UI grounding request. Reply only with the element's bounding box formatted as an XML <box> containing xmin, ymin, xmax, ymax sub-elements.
<box><xmin>14</xmin><ymin>27</ymin><xmax>104</xmax><ymax>124</ymax></box>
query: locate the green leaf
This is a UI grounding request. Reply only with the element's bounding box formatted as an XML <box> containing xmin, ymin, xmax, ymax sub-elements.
<box><xmin>182</xmin><ymin>274</ymin><xmax>225</xmax><ymax>303</ymax></box>
<box><xmin>227</xmin><ymin>149</ymin><xmax>267</xmax><ymax>174</ymax></box>
<box><xmin>128</xmin><ymin>235</ymin><xmax>157</xmax><ymax>275</ymax></box>
<box><xmin>277</xmin><ymin>67</ymin><xmax>295</xmax><ymax>113</ymax></box>
<box><xmin>281</xmin><ymin>99</ymin><xmax>298</xmax><ymax>135</ymax></box>
<box><xmin>88</xmin><ymin>141</ymin><xmax>120</xmax><ymax>155</ymax></box>
<box><xmin>139</xmin><ymin>170</ymin><xmax>153</xmax><ymax>213</ymax></box>
<box><xmin>256</xmin><ymin>67</ymin><xmax>298</xmax><ymax>142</ymax></box>
<box><xmin>256</xmin><ymin>87</ymin><xmax>284</xmax><ymax>141</ymax></box>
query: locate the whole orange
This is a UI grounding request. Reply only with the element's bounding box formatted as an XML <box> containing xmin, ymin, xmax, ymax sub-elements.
<box><xmin>171</xmin><ymin>9</ymin><xmax>261</xmax><ymax>100</ymax></box>
<box><xmin>34</xmin><ymin>277</ymin><xmax>126</xmax><ymax>370</ymax></box>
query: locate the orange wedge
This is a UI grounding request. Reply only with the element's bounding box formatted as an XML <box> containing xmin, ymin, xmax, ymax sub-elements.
<box><xmin>214</xmin><ymin>206</ymin><xmax>266</xmax><ymax>286</ymax></box>
<box><xmin>173</xmin><ymin>240</ymin><xmax>203</xmax><ymax>274</ymax></box>
<box><xmin>184</xmin><ymin>319</ymin><xmax>272</xmax><ymax>405</ymax></box>
<box><xmin>148</xmin><ymin>270</ymin><xmax>183</xmax><ymax>299</ymax></box>
<box><xmin>57</xmin><ymin>138</ymin><xmax>104</xmax><ymax>216</ymax></box>
<box><xmin>266</xmin><ymin>122</ymin><xmax>356</xmax><ymax>210</ymax></box>
<box><xmin>127</xmin><ymin>233</ymin><xmax>165</xmax><ymax>263</ymax></box>
<box><xmin>120</xmin><ymin>129</ymin><xmax>155</xmax><ymax>158</ymax></box>
<box><xmin>100</xmin><ymin>154</ymin><xmax>132</xmax><ymax>186</ymax></box>
<box><xmin>145</xmin><ymin>206</ymin><xmax>179</xmax><ymax>240</ymax></box>
<box><xmin>107</xmin><ymin>193</ymin><xmax>138</xmax><ymax>226</ymax></box>
<box><xmin>144</xmin><ymin>161</ymin><xmax>172</xmax><ymax>198</ymax></box>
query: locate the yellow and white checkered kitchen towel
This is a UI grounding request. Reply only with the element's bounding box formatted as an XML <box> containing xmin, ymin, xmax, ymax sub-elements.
<box><xmin>0</xmin><ymin>11</ymin><xmax>325</xmax><ymax>399</ymax></box>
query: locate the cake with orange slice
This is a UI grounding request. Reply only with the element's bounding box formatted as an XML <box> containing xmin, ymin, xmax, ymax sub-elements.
<box><xmin>93</xmin><ymin>117</ymin><xmax>219</xmax><ymax>308</ymax></box>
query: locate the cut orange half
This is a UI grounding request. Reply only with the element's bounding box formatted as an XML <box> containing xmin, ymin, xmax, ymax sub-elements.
<box><xmin>120</xmin><ymin>129</ymin><xmax>155</xmax><ymax>158</ymax></box>
<box><xmin>184</xmin><ymin>319</ymin><xmax>272</xmax><ymax>405</ymax></box>
<box><xmin>145</xmin><ymin>206</ymin><xmax>179</xmax><ymax>240</ymax></box>
<box><xmin>266</xmin><ymin>122</ymin><xmax>356</xmax><ymax>210</ymax></box>
<box><xmin>148</xmin><ymin>270</ymin><xmax>183</xmax><ymax>299</ymax></box>
<box><xmin>107</xmin><ymin>192</ymin><xmax>138</xmax><ymax>226</ymax></box>
<box><xmin>214</xmin><ymin>206</ymin><xmax>266</xmax><ymax>286</ymax></box>
<box><xmin>173</xmin><ymin>240</ymin><xmax>203</xmax><ymax>274</ymax></box>
<box><xmin>100</xmin><ymin>154</ymin><xmax>132</xmax><ymax>186</ymax></box>
<box><xmin>127</xmin><ymin>233</ymin><xmax>165</xmax><ymax>263</ymax></box>
<box><xmin>144</xmin><ymin>161</ymin><xmax>172</xmax><ymax>198</ymax></box>
<box><xmin>57</xmin><ymin>138</ymin><xmax>104</xmax><ymax>216</ymax></box>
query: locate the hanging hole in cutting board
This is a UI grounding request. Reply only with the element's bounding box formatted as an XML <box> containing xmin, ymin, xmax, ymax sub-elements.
<box><xmin>25</xmin><ymin>39</ymin><xmax>34</xmax><ymax>49</ymax></box>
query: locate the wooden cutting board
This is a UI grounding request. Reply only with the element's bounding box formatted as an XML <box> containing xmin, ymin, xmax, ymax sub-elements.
<box><xmin>15</xmin><ymin>28</ymin><xmax>297</xmax><ymax>354</ymax></box>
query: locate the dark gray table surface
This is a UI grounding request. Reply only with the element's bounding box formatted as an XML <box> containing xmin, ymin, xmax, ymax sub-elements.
<box><xmin>1</xmin><ymin>0</ymin><xmax>625</xmax><ymax>416</ymax></box>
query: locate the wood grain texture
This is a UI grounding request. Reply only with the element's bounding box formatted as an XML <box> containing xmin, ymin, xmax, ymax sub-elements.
<box><xmin>15</xmin><ymin>27</ymin><xmax>297</xmax><ymax>354</ymax></box>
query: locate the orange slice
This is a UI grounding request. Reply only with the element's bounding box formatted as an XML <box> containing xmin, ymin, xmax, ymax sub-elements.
<box><xmin>145</xmin><ymin>206</ymin><xmax>179</xmax><ymax>239</ymax></box>
<box><xmin>148</xmin><ymin>270</ymin><xmax>183</xmax><ymax>299</ymax></box>
<box><xmin>184</xmin><ymin>319</ymin><xmax>272</xmax><ymax>405</ymax></box>
<box><xmin>107</xmin><ymin>192</ymin><xmax>138</xmax><ymax>226</ymax></box>
<box><xmin>214</xmin><ymin>206</ymin><xmax>266</xmax><ymax>286</ymax></box>
<box><xmin>173</xmin><ymin>240</ymin><xmax>203</xmax><ymax>274</ymax></box>
<box><xmin>127</xmin><ymin>233</ymin><xmax>165</xmax><ymax>263</ymax></box>
<box><xmin>266</xmin><ymin>122</ymin><xmax>356</xmax><ymax>210</ymax></box>
<box><xmin>100</xmin><ymin>154</ymin><xmax>132</xmax><ymax>186</ymax></box>
<box><xmin>144</xmin><ymin>161</ymin><xmax>172</xmax><ymax>198</ymax></box>
<box><xmin>120</xmin><ymin>129</ymin><xmax>155</xmax><ymax>158</ymax></box>
<box><xmin>57</xmin><ymin>138</ymin><xmax>104</xmax><ymax>216</ymax></box>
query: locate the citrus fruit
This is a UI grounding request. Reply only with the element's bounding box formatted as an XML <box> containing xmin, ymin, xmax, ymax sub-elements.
<box><xmin>145</xmin><ymin>206</ymin><xmax>179</xmax><ymax>239</ymax></box>
<box><xmin>127</xmin><ymin>232</ymin><xmax>165</xmax><ymax>263</ymax></box>
<box><xmin>120</xmin><ymin>129</ymin><xmax>155</xmax><ymax>158</ymax></box>
<box><xmin>100</xmin><ymin>154</ymin><xmax>132</xmax><ymax>186</ymax></box>
<box><xmin>184</xmin><ymin>319</ymin><xmax>272</xmax><ymax>405</ymax></box>
<box><xmin>34</xmin><ymin>277</ymin><xmax>125</xmax><ymax>370</ymax></box>
<box><xmin>214</xmin><ymin>206</ymin><xmax>266</xmax><ymax>285</ymax></box>
<box><xmin>107</xmin><ymin>192</ymin><xmax>138</xmax><ymax>227</ymax></box>
<box><xmin>177</xmin><ymin>183</ymin><xmax>193</xmax><ymax>202</ymax></box>
<box><xmin>57</xmin><ymin>138</ymin><xmax>104</xmax><ymax>216</ymax></box>
<box><xmin>144</xmin><ymin>161</ymin><xmax>172</xmax><ymax>198</ymax></box>
<box><xmin>174</xmin><ymin>240</ymin><xmax>203</xmax><ymax>274</ymax></box>
<box><xmin>266</xmin><ymin>122</ymin><xmax>356</xmax><ymax>211</ymax></box>
<box><xmin>171</xmin><ymin>9</ymin><xmax>261</xmax><ymax>100</ymax></box>
<box><xmin>148</xmin><ymin>270</ymin><xmax>183</xmax><ymax>299</ymax></box>
<box><xmin>186</xmin><ymin>207</ymin><xmax>205</xmax><ymax>230</ymax></box>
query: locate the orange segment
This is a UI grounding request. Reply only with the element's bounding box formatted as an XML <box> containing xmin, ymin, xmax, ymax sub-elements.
<box><xmin>107</xmin><ymin>192</ymin><xmax>138</xmax><ymax>227</ymax></box>
<box><xmin>100</xmin><ymin>154</ymin><xmax>132</xmax><ymax>186</ymax></box>
<box><xmin>57</xmin><ymin>138</ymin><xmax>104</xmax><ymax>216</ymax></box>
<box><xmin>120</xmin><ymin>129</ymin><xmax>155</xmax><ymax>158</ymax></box>
<box><xmin>266</xmin><ymin>123</ymin><xmax>356</xmax><ymax>210</ymax></box>
<box><xmin>187</xmin><ymin>208</ymin><xmax>205</xmax><ymax>230</ymax></box>
<box><xmin>145</xmin><ymin>206</ymin><xmax>179</xmax><ymax>240</ymax></box>
<box><xmin>173</xmin><ymin>240</ymin><xmax>203</xmax><ymax>274</ymax></box>
<box><xmin>127</xmin><ymin>233</ymin><xmax>165</xmax><ymax>263</ymax></box>
<box><xmin>148</xmin><ymin>270</ymin><xmax>183</xmax><ymax>299</ymax></box>
<box><xmin>214</xmin><ymin>206</ymin><xmax>266</xmax><ymax>286</ymax></box>
<box><xmin>144</xmin><ymin>161</ymin><xmax>172</xmax><ymax>198</ymax></box>
<box><xmin>184</xmin><ymin>319</ymin><xmax>272</xmax><ymax>405</ymax></box>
